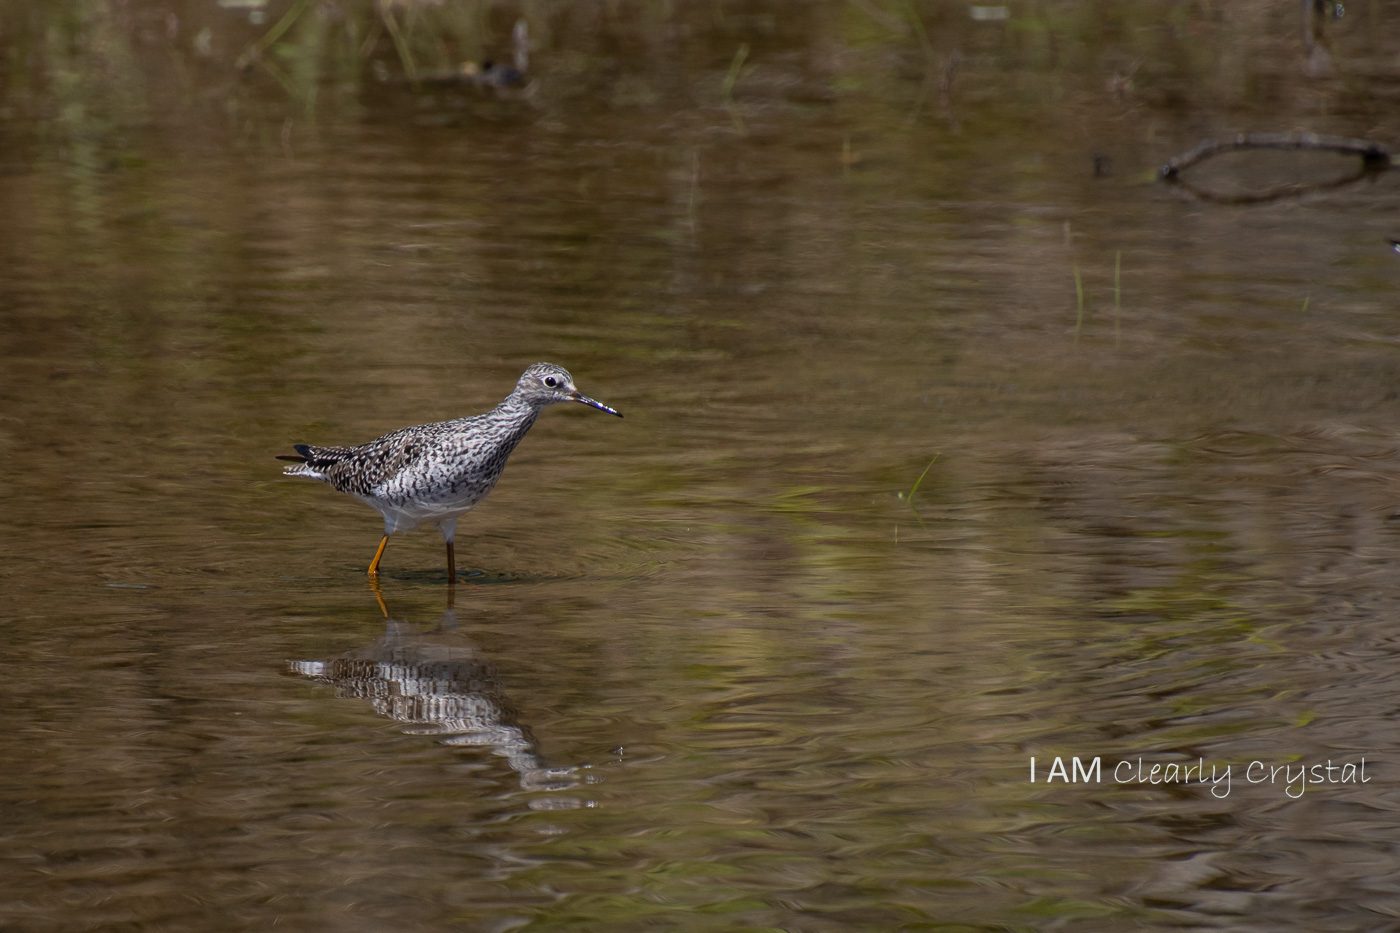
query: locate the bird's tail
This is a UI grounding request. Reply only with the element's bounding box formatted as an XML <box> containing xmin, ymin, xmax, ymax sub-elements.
<box><xmin>278</xmin><ymin>443</ymin><xmax>350</xmax><ymax>479</ymax></box>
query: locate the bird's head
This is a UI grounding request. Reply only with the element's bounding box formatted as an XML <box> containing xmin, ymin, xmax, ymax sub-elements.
<box><xmin>516</xmin><ymin>362</ymin><xmax>622</xmax><ymax>417</ymax></box>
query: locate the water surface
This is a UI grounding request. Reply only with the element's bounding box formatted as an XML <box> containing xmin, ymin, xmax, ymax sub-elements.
<box><xmin>4</xmin><ymin>1</ymin><xmax>1400</xmax><ymax>929</ymax></box>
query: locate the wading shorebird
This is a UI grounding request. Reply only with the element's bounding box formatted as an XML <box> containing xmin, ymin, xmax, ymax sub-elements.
<box><xmin>278</xmin><ymin>363</ymin><xmax>621</xmax><ymax>581</ymax></box>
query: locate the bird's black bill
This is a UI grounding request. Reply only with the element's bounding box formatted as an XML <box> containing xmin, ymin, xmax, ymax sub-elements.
<box><xmin>574</xmin><ymin>393</ymin><xmax>622</xmax><ymax>417</ymax></box>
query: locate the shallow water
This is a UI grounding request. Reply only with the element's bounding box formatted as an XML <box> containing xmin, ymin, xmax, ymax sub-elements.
<box><xmin>5</xmin><ymin>1</ymin><xmax>1400</xmax><ymax>929</ymax></box>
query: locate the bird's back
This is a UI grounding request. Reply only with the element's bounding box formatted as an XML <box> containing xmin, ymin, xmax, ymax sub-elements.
<box><xmin>282</xmin><ymin>406</ymin><xmax>538</xmax><ymax>507</ymax></box>
<box><xmin>282</xmin><ymin>421</ymin><xmax>452</xmax><ymax>496</ymax></box>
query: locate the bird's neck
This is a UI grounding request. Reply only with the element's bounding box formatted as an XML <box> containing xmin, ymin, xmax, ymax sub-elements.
<box><xmin>493</xmin><ymin>393</ymin><xmax>541</xmax><ymax>439</ymax></box>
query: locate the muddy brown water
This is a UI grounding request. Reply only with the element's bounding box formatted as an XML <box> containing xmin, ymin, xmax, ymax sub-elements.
<box><xmin>4</xmin><ymin>2</ymin><xmax>1400</xmax><ymax>929</ymax></box>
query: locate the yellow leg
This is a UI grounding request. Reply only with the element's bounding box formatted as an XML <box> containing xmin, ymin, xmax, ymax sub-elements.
<box><xmin>446</xmin><ymin>540</ymin><xmax>456</xmax><ymax>585</ymax></box>
<box><xmin>368</xmin><ymin>534</ymin><xmax>390</xmax><ymax>577</ymax></box>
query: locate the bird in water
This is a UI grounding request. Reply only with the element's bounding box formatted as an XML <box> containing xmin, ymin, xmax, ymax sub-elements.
<box><xmin>278</xmin><ymin>363</ymin><xmax>621</xmax><ymax>581</ymax></box>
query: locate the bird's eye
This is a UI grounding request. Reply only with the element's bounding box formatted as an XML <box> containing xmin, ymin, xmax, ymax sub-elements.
<box><xmin>543</xmin><ymin>376</ymin><xmax>559</xmax><ymax>388</ymax></box>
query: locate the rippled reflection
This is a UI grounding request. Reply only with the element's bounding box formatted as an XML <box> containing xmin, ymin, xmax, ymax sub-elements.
<box><xmin>290</xmin><ymin>587</ymin><xmax>584</xmax><ymax>800</ymax></box>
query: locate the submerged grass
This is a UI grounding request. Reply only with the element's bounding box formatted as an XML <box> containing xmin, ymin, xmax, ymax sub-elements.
<box><xmin>1070</xmin><ymin>251</ymin><xmax>1125</xmax><ymax>345</ymax></box>
<box><xmin>722</xmin><ymin>42</ymin><xmax>750</xmax><ymax>132</ymax></box>
<box><xmin>1114</xmin><ymin>249</ymin><xmax>1122</xmax><ymax>346</ymax></box>
<box><xmin>895</xmin><ymin>455</ymin><xmax>939</xmax><ymax>541</ymax></box>
<box><xmin>235</xmin><ymin>0</ymin><xmax>312</xmax><ymax>70</ymax></box>
<box><xmin>1072</xmin><ymin>262</ymin><xmax>1085</xmax><ymax>341</ymax></box>
<box><xmin>720</xmin><ymin>42</ymin><xmax>750</xmax><ymax>103</ymax></box>
<box><xmin>899</xmin><ymin>455</ymin><xmax>939</xmax><ymax>511</ymax></box>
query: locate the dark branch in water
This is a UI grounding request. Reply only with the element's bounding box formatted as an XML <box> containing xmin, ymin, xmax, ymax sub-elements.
<box><xmin>1158</xmin><ymin>132</ymin><xmax>1391</xmax><ymax>205</ymax></box>
<box><xmin>1160</xmin><ymin>132</ymin><xmax>1391</xmax><ymax>180</ymax></box>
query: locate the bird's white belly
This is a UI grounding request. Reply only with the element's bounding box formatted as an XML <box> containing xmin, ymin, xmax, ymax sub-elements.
<box><xmin>366</xmin><ymin>498</ymin><xmax>474</xmax><ymax>534</ymax></box>
<box><xmin>360</xmin><ymin>475</ymin><xmax>495</xmax><ymax>534</ymax></box>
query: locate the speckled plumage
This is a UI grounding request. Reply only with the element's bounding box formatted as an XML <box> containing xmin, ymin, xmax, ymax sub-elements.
<box><xmin>279</xmin><ymin>363</ymin><xmax>621</xmax><ymax>578</ymax></box>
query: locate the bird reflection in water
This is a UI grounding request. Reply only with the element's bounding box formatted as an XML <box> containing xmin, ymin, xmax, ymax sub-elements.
<box><xmin>289</xmin><ymin>583</ymin><xmax>584</xmax><ymax>800</ymax></box>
